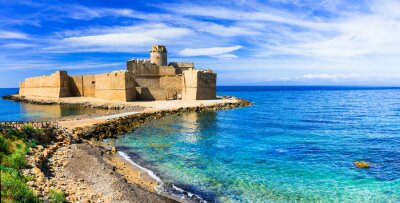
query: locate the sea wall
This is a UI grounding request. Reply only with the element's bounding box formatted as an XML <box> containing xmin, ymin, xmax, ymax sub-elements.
<box><xmin>95</xmin><ymin>70</ymin><xmax>136</xmax><ymax>102</ymax></box>
<box><xmin>20</xmin><ymin>71</ymin><xmax>70</xmax><ymax>98</ymax></box>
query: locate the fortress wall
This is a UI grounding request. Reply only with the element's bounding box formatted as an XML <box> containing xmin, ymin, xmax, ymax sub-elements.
<box><xmin>160</xmin><ymin>76</ymin><xmax>182</xmax><ymax>92</ymax></box>
<box><xmin>20</xmin><ymin>71</ymin><xmax>70</xmax><ymax>98</ymax></box>
<box><xmin>134</xmin><ymin>77</ymin><xmax>160</xmax><ymax>89</ymax></box>
<box><xmin>82</xmin><ymin>75</ymin><xmax>95</xmax><ymax>97</ymax></box>
<box><xmin>159</xmin><ymin>66</ymin><xmax>177</xmax><ymax>76</ymax></box>
<box><xmin>182</xmin><ymin>69</ymin><xmax>216</xmax><ymax>100</ymax></box>
<box><xmin>70</xmin><ymin>75</ymin><xmax>83</xmax><ymax>96</ymax></box>
<box><xmin>127</xmin><ymin>59</ymin><xmax>159</xmax><ymax>75</ymax></box>
<box><xmin>94</xmin><ymin>71</ymin><xmax>136</xmax><ymax>102</ymax></box>
<box><xmin>69</xmin><ymin>75</ymin><xmax>95</xmax><ymax>97</ymax></box>
<box><xmin>135</xmin><ymin>87</ymin><xmax>166</xmax><ymax>100</ymax></box>
<box><xmin>134</xmin><ymin>76</ymin><xmax>182</xmax><ymax>100</ymax></box>
<box><xmin>197</xmin><ymin>71</ymin><xmax>217</xmax><ymax>100</ymax></box>
<box><xmin>181</xmin><ymin>70</ymin><xmax>199</xmax><ymax>100</ymax></box>
<box><xmin>169</xmin><ymin>62</ymin><xmax>194</xmax><ymax>74</ymax></box>
<box><xmin>19</xmin><ymin>82</ymin><xmax>26</xmax><ymax>95</ymax></box>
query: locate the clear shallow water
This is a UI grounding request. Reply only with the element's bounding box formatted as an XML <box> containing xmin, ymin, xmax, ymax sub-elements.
<box><xmin>115</xmin><ymin>86</ymin><xmax>400</xmax><ymax>202</ymax></box>
<box><xmin>0</xmin><ymin>88</ymin><xmax>111</xmax><ymax>121</ymax></box>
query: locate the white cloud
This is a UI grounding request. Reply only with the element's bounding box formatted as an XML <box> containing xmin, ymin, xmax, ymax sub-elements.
<box><xmin>214</xmin><ymin>54</ymin><xmax>238</xmax><ymax>59</ymax></box>
<box><xmin>59</xmin><ymin>5</ymin><xmax>137</xmax><ymax>20</ymax></box>
<box><xmin>0</xmin><ymin>31</ymin><xmax>28</xmax><ymax>39</ymax></box>
<box><xmin>1</xmin><ymin>42</ymin><xmax>37</xmax><ymax>49</ymax></box>
<box><xmin>47</xmin><ymin>24</ymin><xmax>192</xmax><ymax>53</ymax></box>
<box><xmin>370</xmin><ymin>0</ymin><xmax>400</xmax><ymax>18</ymax></box>
<box><xmin>179</xmin><ymin>46</ymin><xmax>242</xmax><ymax>59</ymax></box>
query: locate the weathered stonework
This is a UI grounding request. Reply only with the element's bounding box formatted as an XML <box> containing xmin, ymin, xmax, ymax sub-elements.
<box><xmin>150</xmin><ymin>45</ymin><xmax>167</xmax><ymax>66</ymax></box>
<box><xmin>182</xmin><ymin>69</ymin><xmax>217</xmax><ymax>100</ymax></box>
<box><xmin>18</xmin><ymin>45</ymin><xmax>217</xmax><ymax>101</ymax></box>
<box><xmin>20</xmin><ymin>71</ymin><xmax>70</xmax><ymax>98</ymax></box>
<box><xmin>94</xmin><ymin>70</ymin><xmax>136</xmax><ymax>102</ymax></box>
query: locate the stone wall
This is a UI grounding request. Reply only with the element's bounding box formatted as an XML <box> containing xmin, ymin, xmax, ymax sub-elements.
<box><xmin>169</xmin><ymin>62</ymin><xmax>194</xmax><ymax>74</ymax></box>
<box><xmin>69</xmin><ymin>75</ymin><xmax>95</xmax><ymax>97</ymax></box>
<box><xmin>20</xmin><ymin>71</ymin><xmax>70</xmax><ymax>98</ymax></box>
<box><xmin>182</xmin><ymin>69</ymin><xmax>216</xmax><ymax>100</ymax></box>
<box><xmin>127</xmin><ymin>59</ymin><xmax>159</xmax><ymax>75</ymax></box>
<box><xmin>69</xmin><ymin>75</ymin><xmax>83</xmax><ymax>97</ymax></box>
<box><xmin>82</xmin><ymin>75</ymin><xmax>96</xmax><ymax>97</ymax></box>
<box><xmin>159</xmin><ymin>66</ymin><xmax>177</xmax><ymax>76</ymax></box>
<box><xmin>94</xmin><ymin>71</ymin><xmax>136</xmax><ymax>102</ymax></box>
<box><xmin>135</xmin><ymin>87</ymin><xmax>166</xmax><ymax>100</ymax></box>
<box><xmin>135</xmin><ymin>76</ymin><xmax>182</xmax><ymax>100</ymax></box>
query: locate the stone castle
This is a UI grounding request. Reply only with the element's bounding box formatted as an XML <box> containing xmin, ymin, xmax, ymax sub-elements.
<box><xmin>19</xmin><ymin>45</ymin><xmax>217</xmax><ymax>101</ymax></box>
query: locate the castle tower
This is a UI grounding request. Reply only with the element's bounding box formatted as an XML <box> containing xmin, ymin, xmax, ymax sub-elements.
<box><xmin>150</xmin><ymin>45</ymin><xmax>167</xmax><ymax>66</ymax></box>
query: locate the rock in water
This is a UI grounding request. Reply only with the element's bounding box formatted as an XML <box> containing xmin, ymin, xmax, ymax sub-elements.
<box><xmin>353</xmin><ymin>161</ymin><xmax>370</xmax><ymax>168</ymax></box>
<box><xmin>111</xmin><ymin>146</ymin><xmax>117</xmax><ymax>154</ymax></box>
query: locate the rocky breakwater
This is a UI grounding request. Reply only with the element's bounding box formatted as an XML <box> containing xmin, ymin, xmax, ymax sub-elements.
<box><xmin>73</xmin><ymin>97</ymin><xmax>251</xmax><ymax>140</ymax></box>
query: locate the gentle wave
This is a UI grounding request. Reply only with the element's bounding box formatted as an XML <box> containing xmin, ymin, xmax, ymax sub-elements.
<box><xmin>118</xmin><ymin>151</ymin><xmax>207</xmax><ymax>203</ymax></box>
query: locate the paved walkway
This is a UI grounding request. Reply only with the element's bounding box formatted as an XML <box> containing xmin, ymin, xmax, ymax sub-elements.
<box><xmin>94</xmin><ymin>111</ymin><xmax>141</xmax><ymax>120</ymax></box>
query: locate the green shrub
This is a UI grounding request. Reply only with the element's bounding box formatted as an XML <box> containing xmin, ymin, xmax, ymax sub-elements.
<box><xmin>49</xmin><ymin>190</ymin><xmax>66</xmax><ymax>203</ymax></box>
<box><xmin>0</xmin><ymin>134</ymin><xmax>11</xmax><ymax>153</ymax></box>
<box><xmin>3</xmin><ymin>149</ymin><xmax>27</xmax><ymax>170</ymax></box>
<box><xmin>0</xmin><ymin>165</ymin><xmax>19</xmax><ymax>175</ymax></box>
<box><xmin>0</xmin><ymin>171</ymin><xmax>41</xmax><ymax>203</ymax></box>
<box><xmin>0</xmin><ymin>129</ymin><xmax>42</xmax><ymax>202</ymax></box>
<box><xmin>21</xmin><ymin>124</ymin><xmax>38</xmax><ymax>137</ymax></box>
<box><xmin>3</xmin><ymin>129</ymin><xmax>23</xmax><ymax>140</ymax></box>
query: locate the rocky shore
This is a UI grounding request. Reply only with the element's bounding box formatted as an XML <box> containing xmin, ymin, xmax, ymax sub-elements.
<box><xmin>11</xmin><ymin>96</ymin><xmax>251</xmax><ymax>202</ymax></box>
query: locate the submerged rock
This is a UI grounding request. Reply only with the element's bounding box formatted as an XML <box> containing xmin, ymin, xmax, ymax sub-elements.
<box><xmin>353</xmin><ymin>161</ymin><xmax>370</xmax><ymax>168</ymax></box>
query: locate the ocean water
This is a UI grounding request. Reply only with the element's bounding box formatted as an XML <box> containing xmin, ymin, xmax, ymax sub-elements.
<box><xmin>0</xmin><ymin>88</ymin><xmax>111</xmax><ymax>121</ymax></box>
<box><xmin>114</xmin><ymin>86</ymin><xmax>400</xmax><ymax>202</ymax></box>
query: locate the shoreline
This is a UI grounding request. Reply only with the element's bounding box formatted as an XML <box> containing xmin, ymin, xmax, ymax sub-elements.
<box><xmin>5</xmin><ymin>95</ymin><xmax>251</xmax><ymax>202</ymax></box>
<box><xmin>116</xmin><ymin>150</ymin><xmax>207</xmax><ymax>203</ymax></box>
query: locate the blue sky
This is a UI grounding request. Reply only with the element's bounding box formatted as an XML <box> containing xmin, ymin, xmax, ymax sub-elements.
<box><xmin>1</xmin><ymin>0</ymin><xmax>400</xmax><ymax>87</ymax></box>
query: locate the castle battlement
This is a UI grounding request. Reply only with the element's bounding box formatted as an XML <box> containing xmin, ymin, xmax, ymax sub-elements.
<box><xmin>18</xmin><ymin>45</ymin><xmax>217</xmax><ymax>102</ymax></box>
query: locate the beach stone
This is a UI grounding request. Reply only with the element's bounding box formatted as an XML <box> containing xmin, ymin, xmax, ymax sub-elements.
<box><xmin>31</xmin><ymin>167</ymin><xmax>42</xmax><ymax>175</ymax></box>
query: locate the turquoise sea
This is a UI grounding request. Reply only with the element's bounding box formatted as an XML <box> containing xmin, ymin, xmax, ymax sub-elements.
<box><xmin>1</xmin><ymin>87</ymin><xmax>400</xmax><ymax>202</ymax></box>
<box><xmin>113</xmin><ymin>86</ymin><xmax>400</xmax><ymax>202</ymax></box>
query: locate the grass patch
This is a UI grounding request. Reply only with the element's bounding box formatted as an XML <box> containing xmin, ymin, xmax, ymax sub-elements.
<box><xmin>49</xmin><ymin>190</ymin><xmax>67</xmax><ymax>203</ymax></box>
